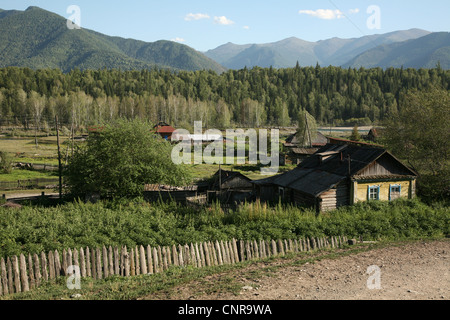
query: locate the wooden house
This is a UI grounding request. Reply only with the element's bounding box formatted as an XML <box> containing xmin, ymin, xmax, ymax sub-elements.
<box><xmin>153</xmin><ymin>122</ymin><xmax>176</xmax><ymax>141</ymax></box>
<box><xmin>252</xmin><ymin>144</ymin><xmax>418</xmax><ymax>212</ymax></box>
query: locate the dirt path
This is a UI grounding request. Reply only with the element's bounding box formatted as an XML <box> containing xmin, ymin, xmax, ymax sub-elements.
<box><xmin>155</xmin><ymin>240</ymin><xmax>449</xmax><ymax>300</ymax></box>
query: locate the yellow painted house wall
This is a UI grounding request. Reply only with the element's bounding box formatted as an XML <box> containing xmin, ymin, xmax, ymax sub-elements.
<box><xmin>353</xmin><ymin>180</ymin><xmax>415</xmax><ymax>203</ymax></box>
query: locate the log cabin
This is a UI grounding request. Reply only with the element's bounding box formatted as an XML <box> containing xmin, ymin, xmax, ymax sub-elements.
<box><xmin>252</xmin><ymin>144</ymin><xmax>418</xmax><ymax>212</ymax></box>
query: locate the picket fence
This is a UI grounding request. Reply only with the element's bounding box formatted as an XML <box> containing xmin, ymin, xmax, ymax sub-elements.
<box><xmin>0</xmin><ymin>236</ymin><xmax>348</xmax><ymax>296</ymax></box>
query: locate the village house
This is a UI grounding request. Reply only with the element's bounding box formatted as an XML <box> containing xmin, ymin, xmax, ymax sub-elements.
<box><xmin>252</xmin><ymin>144</ymin><xmax>418</xmax><ymax>213</ymax></box>
<box><xmin>153</xmin><ymin>122</ymin><xmax>176</xmax><ymax>141</ymax></box>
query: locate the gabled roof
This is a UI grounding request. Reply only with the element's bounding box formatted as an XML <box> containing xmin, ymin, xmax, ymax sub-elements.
<box><xmin>253</xmin><ymin>144</ymin><xmax>418</xmax><ymax>198</ymax></box>
<box><xmin>284</xmin><ymin>132</ymin><xmax>328</xmax><ymax>147</ymax></box>
<box><xmin>210</xmin><ymin>170</ymin><xmax>252</xmax><ymax>189</ymax></box>
<box><xmin>154</xmin><ymin>122</ymin><xmax>176</xmax><ymax>134</ymax></box>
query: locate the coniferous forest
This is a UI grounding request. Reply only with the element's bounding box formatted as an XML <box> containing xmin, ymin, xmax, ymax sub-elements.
<box><xmin>0</xmin><ymin>65</ymin><xmax>448</xmax><ymax>131</ymax></box>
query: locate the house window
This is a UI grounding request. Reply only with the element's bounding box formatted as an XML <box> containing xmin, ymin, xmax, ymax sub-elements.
<box><xmin>390</xmin><ymin>185</ymin><xmax>401</xmax><ymax>201</ymax></box>
<box><xmin>368</xmin><ymin>186</ymin><xmax>380</xmax><ymax>201</ymax></box>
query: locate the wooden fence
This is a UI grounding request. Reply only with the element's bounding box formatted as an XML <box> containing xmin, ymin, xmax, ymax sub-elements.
<box><xmin>0</xmin><ymin>178</ymin><xmax>60</xmax><ymax>191</ymax></box>
<box><xmin>0</xmin><ymin>236</ymin><xmax>348</xmax><ymax>296</ymax></box>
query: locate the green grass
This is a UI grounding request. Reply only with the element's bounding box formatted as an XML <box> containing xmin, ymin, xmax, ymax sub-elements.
<box><xmin>0</xmin><ymin>136</ymin><xmax>69</xmax><ymax>162</ymax></box>
<box><xmin>0</xmin><ymin>169</ymin><xmax>58</xmax><ymax>182</ymax></box>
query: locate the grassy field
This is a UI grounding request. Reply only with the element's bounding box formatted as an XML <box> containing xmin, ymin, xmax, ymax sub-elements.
<box><xmin>0</xmin><ymin>133</ymin><xmax>295</xmax><ymax>190</ymax></box>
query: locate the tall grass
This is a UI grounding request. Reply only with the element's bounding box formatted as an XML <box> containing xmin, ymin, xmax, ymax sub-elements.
<box><xmin>0</xmin><ymin>198</ymin><xmax>448</xmax><ymax>258</ymax></box>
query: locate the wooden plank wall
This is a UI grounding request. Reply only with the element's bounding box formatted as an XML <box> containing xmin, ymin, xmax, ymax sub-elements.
<box><xmin>0</xmin><ymin>236</ymin><xmax>348</xmax><ymax>297</ymax></box>
<box><xmin>320</xmin><ymin>182</ymin><xmax>349</xmax><ymax>212</ymax></box>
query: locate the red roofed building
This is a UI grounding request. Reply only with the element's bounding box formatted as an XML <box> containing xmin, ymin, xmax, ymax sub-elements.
<box><xmin>154</xmin><ymin>122</ymin><xmax>176</xmax><ymax>141</ymax></box>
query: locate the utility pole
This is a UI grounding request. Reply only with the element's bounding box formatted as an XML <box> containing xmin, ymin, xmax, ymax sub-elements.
<box><xmin>55</xmin><ymin>116</ymin><xmax>63</xmax><ymax>200</ymax></box>
<box><xmin>219</xmin><ymin>164</ymin><xmax>222</xmax><ymax>193</ymax></box>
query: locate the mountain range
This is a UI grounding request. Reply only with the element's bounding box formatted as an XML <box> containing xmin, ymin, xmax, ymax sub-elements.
<box><xmin>0</xmin><ymin>6</ymin><xmax>449</xmax><ymax>72</ymax></box>
<box><xmin>204</xmin><ymin>29</ymin><xmax>450</xmax><ymax>69</ymax></box>
<box><xmin>0</xmin><ymin>6</ymin><xmax>226</xmax><ymax>73</ymax></box>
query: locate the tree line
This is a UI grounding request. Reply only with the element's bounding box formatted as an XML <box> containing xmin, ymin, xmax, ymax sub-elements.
<box><xmin>0</xmin><ymin>65</ymin><xmax>448</xmax><ymax>131</ymax></box>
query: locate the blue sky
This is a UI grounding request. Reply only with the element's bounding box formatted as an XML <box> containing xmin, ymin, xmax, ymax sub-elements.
<box><xmin>1</xmin><ymin>1</ymin><xmax>449</xmax><ymax>51</ymax></box>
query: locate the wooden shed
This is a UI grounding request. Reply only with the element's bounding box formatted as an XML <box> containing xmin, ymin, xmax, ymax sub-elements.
<box><xmin>208</xmin><ymin>169</ymin><xmax>254</xmax><ymax>204</ymax></box>
<box><xmin>252</xmin><ymin>144</ymin><xmax>418</xmax><ymax>212</ymax></box>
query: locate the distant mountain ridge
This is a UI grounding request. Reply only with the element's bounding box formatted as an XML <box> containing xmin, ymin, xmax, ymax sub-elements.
<box><xmin>0</xmin><ymin>6</ymin><xmax>226</xmax><ymax>73</ymax></box>
<box><xmin>204</xmin><ymin>29</ymin><xmax>448</xmax><ymax>69</ymax></box>
<box><xmin>343</xmin><ymin>32</ymin><xmax>450</xmax><ymax>69</ymax></box>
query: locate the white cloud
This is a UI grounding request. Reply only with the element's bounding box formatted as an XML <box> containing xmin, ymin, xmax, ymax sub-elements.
<box><xmin>185</xmin><ymin>13</ymin><xmax>210</xmax><ymax>21</ymax></box>
<box><xmin>214</xmin><ymin>16</ymin><xmax>235</xmax><ymax>25</ymax></box>
<box><xmin>349</xmin><ymin>8</ymin><xmax>360</xmax><ymax>14</ymax></box>
<box><xmin>243</xmin><ymin>25</ymin><xmax>250</xmax><ymax>30</ymax></box>
<box><xmin>299</xmin><ymin>9</ymin><xmax>345</xmax><ymax>20</ymax></box>
<box><xmin>171</xmin><ymin>37</ymin><xmax>186</xmax><ymax>43</ymax></box>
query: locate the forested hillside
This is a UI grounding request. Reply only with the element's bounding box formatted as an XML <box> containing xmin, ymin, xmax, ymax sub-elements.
<box><xmin>0</xmin><ymin>6</ymin><xmax>226</xmax><ymax>73</ymax></box>
<box><xmin>0</xmin><ymin>65</ymin><xmax>448</xmax><ymax>130</ymax></box>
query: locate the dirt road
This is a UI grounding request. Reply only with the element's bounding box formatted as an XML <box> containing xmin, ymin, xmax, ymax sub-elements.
<box><xmin>159</xmin><ymin>240</ymin><xmax>449</xmax><ymax>300</ymax></box>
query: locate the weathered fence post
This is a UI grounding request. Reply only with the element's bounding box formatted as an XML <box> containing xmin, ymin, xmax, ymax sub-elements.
<box><xmin>103</xmin><ymin>246</ymin><xmax>109</xmax><ymax>278</ymax></box>
<box><xmin>90</xmin><ymin>248</ymin><xmax>97</xmax><ymax>280</ymax></box>
<box><xmin>19</xmin><ymin>254</ymin><xmax>29</xmax><ymax>292</ymax></box>
<box><xmin>27</xmin><ymin>254</ymin><xmax>35</xmax><ymax>289</ymax></box>
<box><xmin>277</xmin><ymin>239</ymin><xmax>285</xmax><ymax>256</ymax></box>
<box><xmin>219</xmin><ymin>241</ymin><xmax>227</xmax><ymax>265</ymax></box>
<box><xmin>239</xmin><ymin>240</ymin><xmax>245</xmax><ymax>262</ymax></box>
<box><xmin>252</xmin><ymin>241</ymin><xmax>259</xmax><ymax>260</ymax></box>
<box><xmin>189</xmin><ymin>244</ymin><xmax>197</xmax><ymax>268</ymax></box>
<box><xmin>108</xmin><ymin>246</ymin><xmax>114</xmax><ymax>277</ymax></box>
<box><xmin>195</xmin><ymin>243</ymin><xmax>203</xmax><ymax>268</ymax></box>
<box><xmin>61</xmin><ymin>249</ymin><xmax>68</xmax><ymax>276</ymax></box>
<box><xmin>140</xmin><ymin>246</ymin><xmax>147</xmax><ymax>275</ymax></box>
<box><xmin>178</xmin><ymin>245</ymin><xmax>184</xmax><ymax>267</ymax></box>
<box><xmin>86</xmin><ymin>247</ymin><xmax>92</xmax><ymax>278</ymax></box>
<box><xmin>215</xmin><ymin>241</ymin><xmax>223</xmax><ymax>265</ymax></box>
<box><xmin>1</xmin><ymin>258</ymin><xmax>8</xmax><ymax>295</ymax></box>
<box><xmin>48</xmin><ymin>251</ymin><xmax>55</xmax><ymax>280</ymax></box>
<box><xmin>32</xmin><ymin>254</ymin><xmax>40</xmax><ymax>288</ymax></box>
<box><xmin>114</xmin><ymin>246</ymin><xmax>120</xmax><ymax>275</ymax></box>
<box><xmin>130</xmin><ymin>248</ymin><xmax>135</xmax><ymax>277</ymax></box>
<box><xmin>66</xmin><ymin>249</ymin><xmax>72</xmax><ymax>276</ymax></box>
<box><xmin>163</xmin><ymin>247</ymin><xmax>169</xmax><ymax>271</ymax></box>
<box><xmin>210</xmin><ymin>242</ymin><xmax>218</xmax><ymax>266</ymax></box>
<box><xmin>271</xmin><ymin>240</ymin><xmax>277</xmax><ymax>257</ymax></box>
<box><xmin>80</xmin><ymin>248</ymin><xmax>86</xmax><ymax>278</ymax></box>
<box><xmin>153</xmin><ymin>247</ymin><xmax>159</xmax><ymax>273</ymax></box>
<box><xmin>146</xmin><ymin>246</ymin><xmax>153</xmax><ymax>274</ymax></box>
<box><xmin>232</xmin><ymin>239</ymin><xmax>240</xmax><ymax>263</ymax></box>
<box><xmin>96</xmin><ymin>248</ymin><xmax>102</xmax><ymax>279</ymax></box>
<box><xmin>134</xmin><ymin>246</ymin><xmax>140</xmax><ymax>275</ymax></box>
<box><xmin>158</xmin><ymin>247</ymin><xmax>163</xmax><ymax>270</ymax></box>
<box><xmin>229</xmin><ymin>241</ymin><xmax>236</xmax><ymax>264</ymax></box>
<box><xmin>12</xmin><ymin>256</ymin><xmax>21</xmax><ymax>293</ymax></box>
<box><xmin>123</xmin><ymin>246</ymin><xmax>130</xmax><ymax>277</ymax></box>
<box><xmin>198</xmin><ymin>243</ymin><xmax>206</xmax><ymax>267</ymax></box>
<box><xmin>203</xmin><ymin>242</ymin><xmax>211</xmax><ymax>267</ymax></box>
<box><xmin>172</xmin><ymin>245</ymin><xmax>179</xmax><ymax>267</ymax></box>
